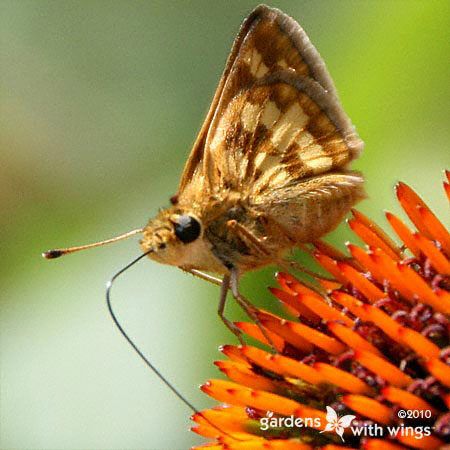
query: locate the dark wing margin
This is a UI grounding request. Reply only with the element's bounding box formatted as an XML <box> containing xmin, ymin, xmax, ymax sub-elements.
<box><xmin>261</xmin><ymin>5</ymin><xmax>338</xmax><ymax>96</ymax></box>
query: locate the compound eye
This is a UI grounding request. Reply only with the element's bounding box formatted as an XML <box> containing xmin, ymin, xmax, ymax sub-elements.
<box><xmin>174</xmin><ymin>215</ymin><xmax>201</xmax><ymax>243</ymax></box>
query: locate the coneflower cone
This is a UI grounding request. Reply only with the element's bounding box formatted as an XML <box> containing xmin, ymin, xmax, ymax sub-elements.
<box><xmin>192</xmin><ymin>172</ymin><xmax>450</xmax><ymax>450</ymax></box>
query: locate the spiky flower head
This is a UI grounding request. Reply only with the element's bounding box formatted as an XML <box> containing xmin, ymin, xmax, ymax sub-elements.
<box><xmin>192</xmin><ymin>172</ymin><xmax>450</xmax><ymax>450</ymax></box>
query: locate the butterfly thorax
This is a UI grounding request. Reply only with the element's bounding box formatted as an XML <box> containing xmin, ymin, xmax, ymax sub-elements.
<box><xmin>140</xmin><ymin>192</ymin><xmax>292</xmax><ymax>275</ymax></box>
<box><xmin>202</xmin><ymin>195</ymin><xmax>290</xmax><ymax>272</ymax></box>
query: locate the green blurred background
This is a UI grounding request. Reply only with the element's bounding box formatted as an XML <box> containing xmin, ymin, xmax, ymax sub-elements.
<box><xmin>1</xmin><ymin>1</ymin><xmax>449</xmax><ymax>449</ymax></box>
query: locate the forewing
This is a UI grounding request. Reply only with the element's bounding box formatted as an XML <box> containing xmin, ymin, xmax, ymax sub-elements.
<box><xmin>177</xmin><ymin>5</ymin><xmax>347</xmax><ymax>202</ymax></box>
<box><xmin>338</xmin><ymin>415</ymin><xmax>356</xmax><ymax>428</ymax></box>
<box><xmin>325</xmin><ymin>406</ymin><xmax>338</xmax><ymax>424</ymax></box>
<box><xmin>204</xmin><ymin>71</ymin><xmax>363</xmax><ymax>195</ymax></box>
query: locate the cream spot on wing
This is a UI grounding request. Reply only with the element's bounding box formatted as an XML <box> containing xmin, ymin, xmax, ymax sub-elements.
<box><xmin>254</xmin><ymin>166</ymin><xmax>283</xmax><ymax>189</ymax></box>
<box><xmin>278</xmin><ymin>59</ymin><xmax>288</xmax><ymax>68</ymax></box>
<box><xmin>271</xmin><ymin>103</ymin><xmax>309</xmax><ymax>152</ymax></box>
<box><xmin>298</xmin><ymin>144</ymin><xmax>326</xmax><ymax>161</ymax></box>
<box><xmin>255</xmin><ymin>61</ymin><xmax>269</xmax><ymax>77</ymax></box>
<box><xmin>260</xmin><ymin>101</ymin><xmax>281</xmax><ymax>128</ymax></box>
<box><xmin>250</xmin><ymin>49</ymin><xmax>261</xmax><ymax>70</ymax></box>
<box><xmin>246</xmin><ymin>48</ymin><xmax>269</xmax><ymax>78</ymax></box>
<box><xmin>304</xmin><ymin>156</ymin><xmax>333</xmax><ymax>173</ymax></box>
<box><xmin>209</xmin><ymin>119</ymin><xmax>226</xmax><ymax>150</ymax></box>
<box><xmin>295</xmin><ymin>131</ymin><xmax>314</xmax><ymax>148</ymax></box>
<box><xmin>241</xmin><ymin>102</ymin><xmax>260</xmax><ymax>132</ymax></box>
<box><xmin>249</xmin><ymin>49</ymin><xmax>261</xmax><ymax>74</ymax></box>
<box><xmin>254</xmin><ymin>152</ymin><xmax>266</xmax><ymax>167</ymax></box>
<box><xmin>254</xmin><ymin>153</ymin><xmax>281</xmax><ymax>172</ymax></box>
<box><xmin>272</xmin><ymin>170</ymin><xmax>289</xmax><ymax>184</ymax></box>
<box><xmin>296</xmin><ymin>135</ymin><xmax>331</xmax><ymax>173</ymax></box>
<box><xmin>239</xmin><ymin>158</ymin><xmax>249</xmax><ymax>179</ymax></box>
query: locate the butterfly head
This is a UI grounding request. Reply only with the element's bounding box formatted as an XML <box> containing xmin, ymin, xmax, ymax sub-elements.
<box><xmin>140</xmin><ymin>207</ymin><xmax>209</xmax><ymax>268</ymax></box>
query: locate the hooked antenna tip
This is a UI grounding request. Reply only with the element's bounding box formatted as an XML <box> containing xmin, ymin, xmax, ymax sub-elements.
<box><xmin>42</xmin><ymin>249</ymin><xmax>63</xmax><ymax>259</ymax></box>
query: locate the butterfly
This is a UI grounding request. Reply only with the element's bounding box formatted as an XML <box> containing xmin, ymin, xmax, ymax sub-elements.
<box><xmin>320</xmin><ymin>406</ymin><xmax>356</xmax><ymax>442</ymax></box>
<box><xmin>44</xmin><ymin>5</ymin><xmax>365</xmax><ymax>346</ymax></box>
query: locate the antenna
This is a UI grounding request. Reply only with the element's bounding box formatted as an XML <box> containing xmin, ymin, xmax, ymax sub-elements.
<box><xmin>43</xmin><ymin>232</ymin><xmax>239</xmax><ymax>439</ymax></box>
<box><xmin>42</xmin><ymin>228</ymin><xmax>143</xmax><ymax>259</ymax></box>
<box><xmin>106</xmin><ymin>251</ymin><xmax>239</xmax><ymax>441</ymax></box>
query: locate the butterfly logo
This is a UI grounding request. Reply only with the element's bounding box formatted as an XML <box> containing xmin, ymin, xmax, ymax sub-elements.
<box><xmin>320</xmin><ymin>406</ymin><xmax>356</xmax><ymax>442</ymax></box>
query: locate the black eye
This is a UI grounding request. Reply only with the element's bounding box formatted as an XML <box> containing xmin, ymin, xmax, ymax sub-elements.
<box><xmin>174</xmin><ymin>215</ymin><xmax>201</xmax><ymax>243</ymax></box>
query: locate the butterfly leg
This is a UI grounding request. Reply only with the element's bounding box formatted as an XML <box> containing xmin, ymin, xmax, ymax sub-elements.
<box><xmin>229</xmin><ymin>268</ymin><xmax>278</xmax><ymax>353</ymax></box>
<box><xmin>181</xmin><ymin>268</ymin><xmax>222</xmax><ymax>286</ymax></box>
<box><xmin>218</xmin><ymin>274</ymin><xmax>246</xmax><ymax>346</ymax></box>
<box><xmin>185</xmin><ymin>268</ymin><xmax>277</xmax><ymax>350</ymax></box>
<box><xmin>226</xmin><ymin>219</ymin><xmax>270</xmax><ymax>257</ymax></box>
<box><xmin>182</xmin><ymin>268</ymin><xmax>246</xmax><ymax>344</ymax></box>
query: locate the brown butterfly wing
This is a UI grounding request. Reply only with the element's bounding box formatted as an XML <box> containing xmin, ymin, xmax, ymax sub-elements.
<box><xmin>203</xmin><ymin>70</ymin><xmax>363</xmax><ymax>195</ymax></box>
<box><xmin>176</xmin><ymin>5</ymin><xmax>353</xmax><ymax>203</ymax></box>
<box><xmin>202</xmin><ymin>69</ymin><xmax>365</xmax><ymax>243</ymax></box>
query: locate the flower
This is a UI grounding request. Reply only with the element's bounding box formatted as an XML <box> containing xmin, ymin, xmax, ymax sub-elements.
<box><xmin>192</xmin><ymin>172</ymin><xmax>449</xmax><ymax>450</ymax></box>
